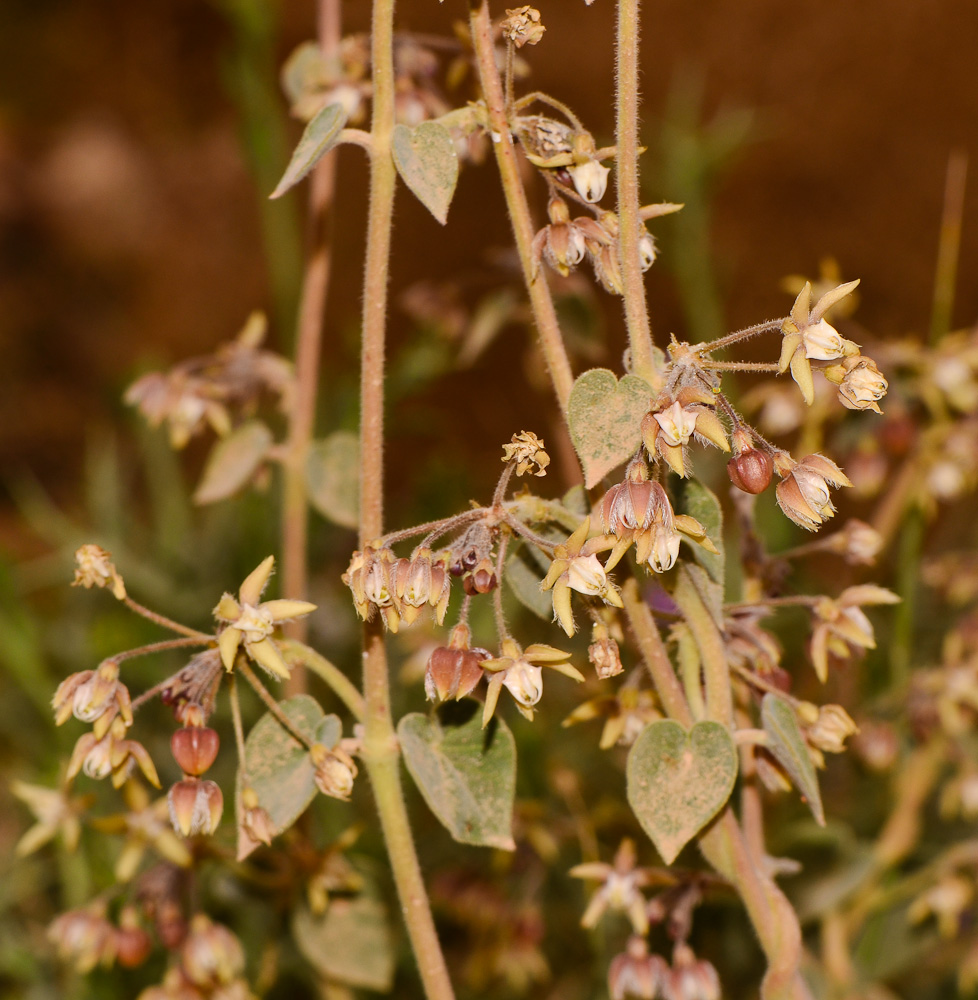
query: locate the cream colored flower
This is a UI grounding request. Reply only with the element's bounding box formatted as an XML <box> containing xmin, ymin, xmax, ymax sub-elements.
<box><xmin>480</xmin><ymin>639</ymin><xmax>583</xmax><ymax>726</ymax></box>
<box><xmin>213</xmin><ymin>556</ymin><xmax>316</xmax><ymax>679</ymax></box>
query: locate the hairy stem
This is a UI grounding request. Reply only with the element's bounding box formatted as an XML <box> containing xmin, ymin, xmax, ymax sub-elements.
<box><xmin>282</xmin><ymin>0</ymin><xmax>343</xmax><ymax>699</ymax></box>
<box><xmin>621</xmin><ymin>578</ymin><xmax>693</xmax><ymax>726</ymax></box>
<box><xmin>615</xmin><ymin>0</ymin><xmax>660</xmax><ymax>388</ymax></box>
<box><xmin>468</xmin><ymin>0</ymin><xmax>575</xmax><ymax>416</ymax></box>
<box><xmin>357</xmin><ymin>4</ymin><xmax>455</xmax><ymax>998</ymax></box>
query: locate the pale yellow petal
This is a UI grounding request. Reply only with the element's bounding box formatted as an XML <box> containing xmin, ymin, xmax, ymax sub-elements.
<box><xmin>240</xmin><ymin>555</ymin><xmax>275</xmax><ymax>606</ymax></box>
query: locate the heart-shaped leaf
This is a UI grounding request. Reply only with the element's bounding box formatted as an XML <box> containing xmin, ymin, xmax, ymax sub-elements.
<box><xmin>392</xmin><ymin>122</ymin><xmax>459</xmax><ymax>225</ymax></box>
<box><xmin>271</xmin><ymin>102</ymin><xmax>347</xmax><ymax>199</ymax></box>
<box><xmin>293</xmin><ymin>898</ymin><xmax>395</xmax><ymax>992</ymax></box>
<box><xmin>568</xmin><ymin>369</ymin><xmax>652</xmax><ymax>488</ymax></box>
<box><xmin>306</xmin><ymin>431</ymin><xmax>359</xmax><ymax>529</ymax></box>
<box><xmin>627</xmin><ymin>719</ymin><xmax>738</xmax><ymax>864</ymax></box>
<box><xmin>761</xmin><ymin>693</ymin><xmax>825</xmax><ymax>825</ymax></box>
<box><xmin>398</xmin><ymin>700</ymin><xmax>516</xmax><ymax>850</ymax></box>
<box><xmin>236</xmin><ymin>695</ymin><xmax>341</xmax><ymax>860</ymax></box>
<box><xmin>194</xmin><ymin>420</ymin><xmax>272</xmax><ymax>505</ymax></box>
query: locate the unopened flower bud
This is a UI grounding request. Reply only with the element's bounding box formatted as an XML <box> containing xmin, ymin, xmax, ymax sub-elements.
<box><xmin>608</xmin><ymin>936</ymin><xmax>668</xmax><ymax>1000</ymax></box>
<box><xmin>167</xmin><ymin>778</ymin><xmax>223</xmax><ymax>837</ymax></box>
<box><xmin>181</xmin><ymin>915</ymin><xmax>244</xmax><ymax>989</ymax></box>
<box><xmin>463</xmin><ymin>557</ymin><xmax>497</xmax><ymax>595</ymax></box>
<box><xmin>310</xmin><ymin>744</ymin><xmax>358</xmax><ymax>800</ymax></box>
<box><xmin>171</xmin><ymin>727</ymin><xmax>220</xmax><ymax>776</ymax></box>
<box><xmin>727</xmin><ymin>447</ymin><xmax>773</xmax><ymax>494</ymax></box>
<box><xmin>424</xmin><ymin>645</ymin><xmax>486</xmax><ymax>702</ymax></box>
<box><xmin>807</xmin><ymin>704</ymin><xmax>859</xmax><ymax>754</ymax></box>
<box><xmin>116</xmin><ymin>909</ymin><xmax>152</xmax><ymax>969</ymax></box>
<box><xmin>239</xmin><ymin>785</ymin><xmax>274</xmax><ymax>846</ymax></box>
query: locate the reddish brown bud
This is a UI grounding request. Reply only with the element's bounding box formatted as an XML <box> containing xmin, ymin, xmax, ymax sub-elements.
<box><xmin>170</xmin><ymin>727</ymin><xmax>220</xmax><ymax>776</ymax></box>
<box><xmin>424</xmin><ymin>646</ymin><xmax>486</xmax><ymax>702</ymax></box>
<box><xmin>727</xmin><ymin>448</ymin><xmax>773</xmax><ymax>494</ymax></box>
<box><xmin>464</xmin><ymin>557</ymin><xmax>497</xmax><ymax>595</ymax></box>
<box><xmin>167</xmin><ymin>778</ymin><xmax>223</xmax><ymax>837</ymax></box>
<box><xmin>115</xmin><ymin>926</ymin><xmax>152</xmax><ymax>968</ymax></box>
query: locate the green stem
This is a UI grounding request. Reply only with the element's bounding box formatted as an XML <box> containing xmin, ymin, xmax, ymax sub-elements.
<box><xmin>278</xmin><ymin>638</ymin><xmax>366</xmax><ymax>722</ymax></box>
<box><xmin>621</xmin><ymin>578</ymin><xmax>692</xmax><ymax>726</ymax></box>
<box><xmin>673</xmin><ymin>566</ymin><xmax>732</xmax><ymax>725</ymax></box>
<box><xmin>282</xmin><ymin>0</ymin><xmax>343</xmax><ymax>698</ymax></box>
<box><xmin>615</xmin><ymin>0</ymin><xmax>660</xmax><ymax>388</ymax></box>
<box><xmin>468</xmin><ymin>0</ymin><xmax>575</xmax><ymax>416</ymax></box>
<box><xmin>358</xmin><ymin>4</ymin><xmax>455</xmax><ymax>997</ymax></box>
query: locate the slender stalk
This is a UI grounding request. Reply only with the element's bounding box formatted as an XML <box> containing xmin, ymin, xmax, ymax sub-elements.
<box><xmin>278</xmin><ymin>638</ymin><xmax>366</xmax><ymax>722</ymax></box>
<box><xmin>620</xmin><ymin>578</ymin><xmax>693</xmax><ymax>726</ymax></box>
<box><xmin>357</xmin><ymin>4</ymin><xmax>455</xmax><ymax>997</ymax></box>
<box><xmin>468</xmin><ymin>0</ymin><xmax>575</xmax><ymax>416</ymax></box>
<box><xmin>615</xmin><ymin>0</ymin><xmax>660</xmax><ymax>388</ymax></box>
<box><xmin>929</xmin><ymin>149</ymin><xmax>967</xmax><ymax>343</ymax></box>
<box><xmin>673</xmin><ymin>566</ymin><xmax>732</xmax><ymax>726</ymax></box>
<box><xmin>122</xmin><ymin>596</ymin><xmax>210</xmax><ymax>641</ymax></box>
<box><xmin>238</xmin><ymin>661</ymin><xmax>313</xmax><ymax>748</ymax></box>
<box><xmin>111</xmin><ymin>636</ymin><xmax>212</xmax><ymax>664</ymax></box>
<box><xmin>282</xmin><ymin>0</ymin><xmax>343</xmax><ymax>696</ymax></box>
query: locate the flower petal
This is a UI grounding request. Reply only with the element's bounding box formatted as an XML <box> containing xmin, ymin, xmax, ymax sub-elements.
<box><xmin>239</xmin><ymin>555</ymin><xmax>275</xmax><ymax>606</ymax></box>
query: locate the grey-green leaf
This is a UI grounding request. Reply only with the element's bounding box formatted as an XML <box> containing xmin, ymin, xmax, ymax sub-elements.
<box><xmin>391</xmin><ymin>122</ymin><xmax>459</xmax><ymax>225</ymax></box>
<box><xmin>306</xmin><ymin>431</ymin><xmax>359</xmax><ymax>529</ymax></box>
<box><xmin>567</xmin><ymin>369</ymin><xmax>652</xmax><ymax>488</ymax></box>
<box><xmin>504</xmin><ymin>550</ymin><xmax>553</xmax><ymax>622</ymax></box>
<box><xmin>293</xmin><ymin>898</ymin><xmax>395</xmax><ymax>992</ymax></box>
<box><xmin>680</xmin><ymin>480</ymin><xmax>724</xmax><ymax>586</ymax></box>
<box><xmin>237</xmin><ymin>695</ymin><xmax>341</xmax><ymax>860</ymax></box>
<box><xmin>271</xmin><ymin>102</ymin><xmax>347</xmax><ymax>199</ymax></box>
<box><xmin>627</xmin><ymin>719</ymin><xmax>738</xmax><ymax>864</ymax></box>
<box><xmin>193</xmin><ymin>420</ymin><xmax>272</xmax><ymax>505</ymax></box>
<box><xmin>398</xmin><ymin>700</ymin><xmax>516</xmax><ymax>850</ymax></box>
<box><xmin>761</xmin><ymin>693</ymin><xmax>825</xmax><ymax>825</ymax></box>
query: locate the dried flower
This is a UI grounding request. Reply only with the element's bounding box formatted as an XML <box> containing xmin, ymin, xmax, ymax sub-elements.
<box><xmin>501</xmin><ymin>7</ymin><xmax>546</xmax><ymax>48</ymax></box>
<box><xmin>663</xmin><ymin>944</ymin><xmax>721</xmax><ymax>1000</ymax></box>
<box><xmin>72</xmin><ymin>543</ymin><xmax>126</xmax><ymax>599</ymax></box>
<box><xmin>588</xmin><ymin>622</ymin><xmax>624</xmax><ymax>679</ymax></box>
<box><xmin>239</xmin><ymin>785</ymin><xmax>274</xmax><ymax>847</ymax></box>
<box><xmin>502</xmin><ymin>429</ymin><xmax>551</xmax><ymax>476</ymax></box>
<box><xmin>774</xmin><ymin>453</ymin><xmax>852</xmax><ymax>531</ymax></box>
<box><xmin>214</xmin><ymin>555</ymin><xmax>316</xmax><ymax>679</ymax></box>
<box><xmin>480</xmin><ymin>638</ymin><xmax>583</xmax><ymax>726</ymax></box>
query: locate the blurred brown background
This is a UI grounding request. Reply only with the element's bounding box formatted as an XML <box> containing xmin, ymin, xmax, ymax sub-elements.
<box><xmin>1</xmin><ymin>0</ymin><xmax>975</xmax><ymax>550</ymax></box>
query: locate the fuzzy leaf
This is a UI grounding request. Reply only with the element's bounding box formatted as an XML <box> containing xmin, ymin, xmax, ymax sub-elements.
<box><xmin>293</xmin><ymin>898</ymin><xmax>395</xmax><ymax>992</ymax></box>
<box><xmin>237</xmin><ymin>695</ymin><xmax>341</xmax><ymax>860</ymax></box>
<box><xmin>392</xmin><ymin>122</ymin><xmax>459</xmax><ymax>225</ymax></box>
<box><xmin>679</xmin><ymin>480</ymin><xmax>724</xmax><ymax>586</ymax></box>
<box><xmin>271</xmin><ymin>102</ymin><xmax>347</xmax><ymax>199</ymax></box>
<box><xmin>762</xmin><ymin>693</ymin><xmax>825</xmax><ymax>825</ymax></box>
<box><xmin>504</xmin><ymin>550</ymin><xmax>553</xmax><ymax>622</ymax></box>
<box><xmin>627</xmin><ymin>719</ymin><xmax>738</xmax><ymax>864</ymax></box>
<box><xmin>568</xmin><ymin>369</ymin><xmax>652</xmax><ymax>488</ymax></box>
<box><xmin>306</xmin><ymin>431</ymin><xmax>359</xmax><ymax>529</ymax></box>
<box><xmin>193</xmin><ymin>420</ymin><xmax>272</xmax><ymax>505</ymax></box>
<box><xmin>398</xmin><ymin>700</ymin><xmax>516</xmax><ymax>850</ymax></box>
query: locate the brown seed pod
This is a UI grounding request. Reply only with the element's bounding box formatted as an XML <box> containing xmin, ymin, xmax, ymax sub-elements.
<box><xmin>727</xmin><ymin>448</ymin><xmax>773</xmax><ymax>494</ymax></box>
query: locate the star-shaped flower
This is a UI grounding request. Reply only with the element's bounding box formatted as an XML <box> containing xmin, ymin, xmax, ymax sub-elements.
<box><xmin>480</xmin><ymin>639</ymin><xmax>583</xmax><ymax>726</ymax></box>
<box><xmin>213</xmin><ymin>556</ymin><xmax>316</xmax><ymax>679</ymax></box>
<box><xmin>779</xmin><ymin>280</ymin><xmax>860</xmax><ymax>404</ymax></box>
<box><xmin>541</xmin><ymin>518</ymin><xmax>623</xmax><ymax>637</ymax></box>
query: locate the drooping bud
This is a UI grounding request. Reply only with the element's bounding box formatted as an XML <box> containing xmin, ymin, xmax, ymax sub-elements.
<box><xmin>167</xmin><ymin>778</ymin><xmax>223</xmax><ymax>837</ymax></box>
<box><xmin>181</xmin><ymin>914</ymin><xmax>244</xmax><ymax>989</ymax></box>
<box><xmin>424</xmin><ymin>641</ymin><xmax>487</xmax><ymax>703</ymax></box>
<box><xmin>239</xmin><ymin>784</ymin><xmax>274</xmax><ymax>846</ymax></box>
<box><xmin>116</xmin><ymin>908</ymin><xmax>152</xmax><ymax>969</ymax></box>
<box><xmin>171</xmin><ymin>727</ymin><xmax>220</xmax><ymax>777</ymax></box>
<box><xmin>608</xmin><ymin>936</ymin><xmax>668</xmax><ymax>1000</ymax></box>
